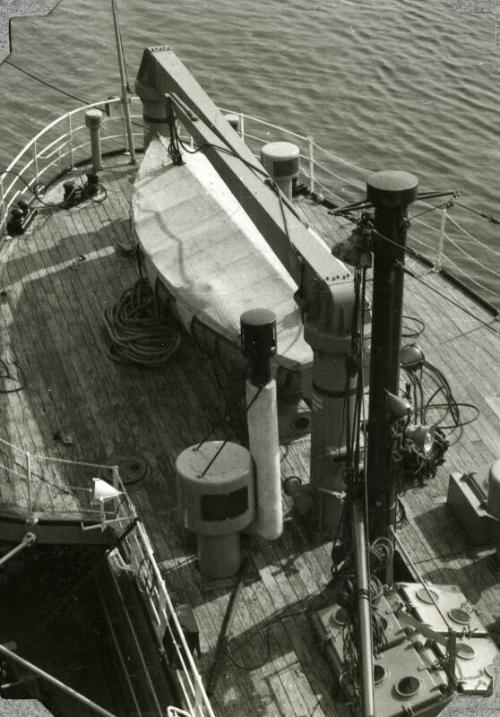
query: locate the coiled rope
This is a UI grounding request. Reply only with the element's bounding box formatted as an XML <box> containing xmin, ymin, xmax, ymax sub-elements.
<box><xmin>104</xmin><ymin>279</ymin><xmax>181</xmax><ymax>366</ymax></box>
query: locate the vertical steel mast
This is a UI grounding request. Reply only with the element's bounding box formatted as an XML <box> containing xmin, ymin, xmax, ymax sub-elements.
<box><xmin>111</xmin><ymin>0</ymin><xmax>136</xmax><ymax>164</ymax></box>
<box><xmin>365</xmin><ymin>171</ymin><xmax>418</xmax><ymax>541</ymax></box>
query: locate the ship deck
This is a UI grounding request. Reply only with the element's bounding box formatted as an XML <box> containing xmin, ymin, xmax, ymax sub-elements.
<box><xmin>1</xmin><ymin>153</ymin><xmax>500</xmax><ymax>716</ymax></box>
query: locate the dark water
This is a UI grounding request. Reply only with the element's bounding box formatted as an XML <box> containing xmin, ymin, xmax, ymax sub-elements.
<box><xmin>0</xmin><ymin>0</ymin><xmax>499</xmax><ymax>304</ymax></box>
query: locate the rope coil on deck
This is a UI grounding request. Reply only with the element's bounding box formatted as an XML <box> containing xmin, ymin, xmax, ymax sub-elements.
<box><xmin>104</xmin><ymin>278</ymin><xmax>181</xmax><ymax>367</ymax></box>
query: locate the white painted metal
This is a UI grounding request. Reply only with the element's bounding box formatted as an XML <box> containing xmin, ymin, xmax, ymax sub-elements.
<box><xmin>246</xmin><ymin>378</ymin><xmax>283</xmax><ymax>540</ymax></box>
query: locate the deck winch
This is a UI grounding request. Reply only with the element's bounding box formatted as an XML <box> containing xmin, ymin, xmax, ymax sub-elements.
<box><xmin>447</xmin><ymin>458</ymin><xmax>500</xmax><ymax>551</ymax></box>
<box><xmin>6</xmin><ymin>199</ymin><xmax>32</xmax><ymax>236</ymax></box>
<box><xmin>61</xmin><ymin>171</ymin><xmax>100</xmax><ymax>208</ymax></box>
<box><xmin>313</xmin><ymin>580</ymin><xmax>498</xmax><ymax>715</ymax></box>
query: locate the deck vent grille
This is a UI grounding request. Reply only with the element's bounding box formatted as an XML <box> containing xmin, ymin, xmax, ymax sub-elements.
<box><xmin>200</xmin><ymin>487</ymin><xmax>249</xmax><ymax>521</ymax></box>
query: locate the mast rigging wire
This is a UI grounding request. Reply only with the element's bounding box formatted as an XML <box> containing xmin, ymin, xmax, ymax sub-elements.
<box><xmin>363</xmin><ymin>221</ymin><xmax>500</xmax><ymax>332</ymax></box>
<box><xmin>4</xmin><ymin>60</ymin><xmax>90</xmax><ymax>104</ymax></box>
<box><xmin>401</xmin><ymin>263</ymin><xmax>500</xmax><ymax>336</ymax></box>
<box><xmin>454</xmin><ymin>199</ymin><xmax>500</xmax><ymax>225</ymax></box>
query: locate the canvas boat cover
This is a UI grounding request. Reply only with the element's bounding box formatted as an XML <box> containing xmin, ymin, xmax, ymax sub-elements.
<box><xmin>132</xmin><ymin>138</ymin><xmax>312</xmax><ymax>372</ymax></box>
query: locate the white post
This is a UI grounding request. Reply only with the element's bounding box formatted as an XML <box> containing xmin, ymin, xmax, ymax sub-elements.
<box><xmin>0</xmin><ymin>178</ymin><xmax>5</xmax><ymax>236</ymax></box>
<box><xmin>435</xmin><ymin>207</ymin><xmax>447</xmax><ymax>271</ymax></box>
<box><xmin>112</xmin><ymin>465</ymin><xmax>120</xmax><ymax>489</ymax></box>
<box><xmin>33</xmin><ymin>139</ymin><xmax>39</xmax><ymax>189</ymax></box>
<box><xmin>68</xmin><ymin>114</ymin><xmax>74</xmax><ymax>169</ymax></box>
<box><xmin>239</xmin><ymin>112</ymin><xmax>245</xmax><ymax>142</ymax></box>
<box><xmin>307</xmin><ymin>135</ymin><xmax>315</xmax><ymax>194</ymax></box>
<box><xmin>194</xmin><ymin>675</ymin><xmax>205</xmax><ymax>717</ymax></box>
<box><xmin>26</xmin><ymin>451</ymin><xmax>32</xmax><ymax>515</ymax></box>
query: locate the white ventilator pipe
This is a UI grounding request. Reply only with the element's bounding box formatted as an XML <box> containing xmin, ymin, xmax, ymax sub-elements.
<box><xmin>246</xmin><ymin>378</ymin><xmax>283</xmax><ymax>540</ymax></box>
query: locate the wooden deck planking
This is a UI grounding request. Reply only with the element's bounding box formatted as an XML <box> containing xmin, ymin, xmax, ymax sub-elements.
<box><xmin>0</xmin><ymin>155</ymin><xmax>499</xmax><ymax>715</ymax></box>
<box><xmin>12</xmin><ymin>217</ymin><xmax>105</xmax><ymax>513</ymax></box>
<box><xmin>0</xmin><ymin>264</ymin><xmax>60</xmax><ymax>512</ymax></box>
<box><xmin>132</xmin><ymin>472</ymin><xmax>339</xmax><ymax>716</ymax></box>
<box><xmin>131</xmin><ymin>487</ymin><xmax>278</xmax><ymax>717</ymax></box>
<box><xmin>5</xmin><ymin>309</ymin><xmax>76</xmax><ymax>512</ymax></box>
<box><xmin>0</xmin><ymin>167</ymin><xmax>143</xmax><ymax>519</ymax></box>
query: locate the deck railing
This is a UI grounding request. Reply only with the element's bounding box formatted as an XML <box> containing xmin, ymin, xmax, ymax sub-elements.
<box><xmin>218</xmin><ymin>107</ymin><xmax>500</xmax><ymax>313</ymax></box>
<box><xmin>98</xmin><ymin>476</ymin><xmax>216</xmax><ymax>717</ymax></box>
<box><xmin>0</xmin><ymin>432</ymin><xmax>215</xmax><ymax>717</ymax></box>
<box><xmin>0</xmin><ymin>96</ymin><xmax>144</xmax><ymax>235</ymax></box>
<box><xmin>112</xmin><ymin>513</ymin><xmax>216</xmax><ymax>717</ymax></box>
<box><xmin>0</xmin><ymin>98</ymin><xmax>498</xmax><ymax>312</ymax></box>
<box><xmin>0</xmin><ymin>434</ymin><xmax>118</xmax><ymax>518</ymax></box>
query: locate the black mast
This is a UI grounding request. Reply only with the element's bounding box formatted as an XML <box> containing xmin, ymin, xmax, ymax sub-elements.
<box><xmin>365</xmin><ymin>170</ymin><xmax>418</xmax><ymax>542</ymax></box>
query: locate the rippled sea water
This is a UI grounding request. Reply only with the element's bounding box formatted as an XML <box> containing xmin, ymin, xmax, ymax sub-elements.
<box><xmin>0</xmin><ymin>0</ymin><xmax>499</xmax><ymax>303</ymax></box>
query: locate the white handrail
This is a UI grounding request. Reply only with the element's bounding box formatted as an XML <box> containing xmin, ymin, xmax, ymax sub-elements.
<box><xmin>218</xmin><ymin>106</ymin><xmax>308</xmax><ymax>141</ymax></box>
<box><xmin>0</xmin><ymin>433</ymin><xmax>120</xmax><ymax>517</ymax></box>
<box><xmin>0</xmin><ymin>429</ymin><xmax>212</xmax><ymax>715</ymax></box>
<box><xmin>3</xmin><ymin>98</ymin><xmax>122</xmax><ymax>176</ymax></box>
<box><xmin>111</xmin><ymin>498</ymin><xmax>215</xmax><ymax>717</ymax></box>
<box><xmin>0</xmin><ymin>98</ymin><xmax>497</xmax><ymax>310</ymax></box>
<box><xmin>447</xmin><ymin>212</ymin><xmax>500</xmax><ymax>259</ymax></box>
<box><xmin>437</xmin><ymin>251</ymin><xmax>500</xmax><ymax>298</ymax></box>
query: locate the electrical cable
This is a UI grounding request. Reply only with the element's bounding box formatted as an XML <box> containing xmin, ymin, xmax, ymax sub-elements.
<box><xmin>422</xmin><ymin>383</ymin><xmax>451</xmax><ymax>426</ymax></box>
<box><xmin>224</xmin><ymin>627</ymin><xmax>273</xmax><ymax>672</ymax></box>
<box><xmin>0</xmin><ymin>359</ymin><xmax>24</xmax><ymax>393</ymax></box>
<box><xmin>391</xmin><ymin>350</ymin><xmax>467</xmax><ymax>487</ymax></box>
<box><xmin>0</xmin><ymin>169</ymin><xmax>67</xmax><ymax>209</ymax></box>
<box><xmin>224</xmin><ymin>580</ymin><xmax>350</xmax><ymax>672</ymax></box>
<box><xmin>74</xmin><ymin>171</ymin><xmax>108</xmax><ymax>205</ymax></box>
<box><xmin>424</xmin><ymin>403</ymin><xmax>480</xmax><ymax>430</ymax></box>
<box><xmin>402</xmin><ymin>315</ymin><xmax>425</xmax><ymax>339</ymax></box>
<box><xmin>0</xmin><ymin>169</ymin><xmax>108</xmax><ymax>220</ymax></box>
